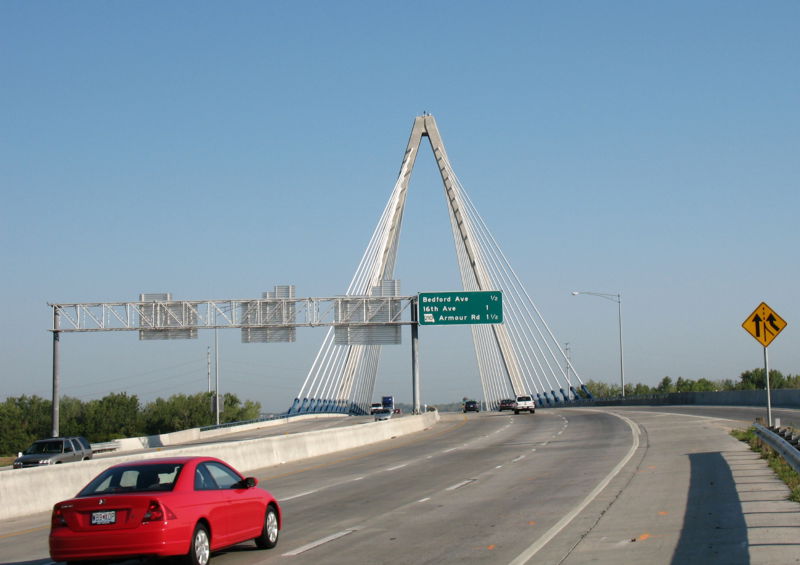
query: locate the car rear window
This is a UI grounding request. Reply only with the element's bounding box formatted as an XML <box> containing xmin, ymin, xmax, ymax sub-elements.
<box><xmin>26</xmin><ymin>440</ymin><xmax>64</xmax><ymax>454</ymax></box>
<box><xmin>517</xmin><ymin>396</ymin><xmax>532</xmax><ymax>402</ymax></box>
<box><xmin>78</xmin><ymin>463</ymin><xmax>184</xmax><ymax>496</ymax></box>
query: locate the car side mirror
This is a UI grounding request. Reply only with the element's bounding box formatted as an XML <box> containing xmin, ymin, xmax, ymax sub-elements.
<box><xmin>234</xmin><ymin>477</ymin><xmax>257</xmax><ymax>488</ymax></box>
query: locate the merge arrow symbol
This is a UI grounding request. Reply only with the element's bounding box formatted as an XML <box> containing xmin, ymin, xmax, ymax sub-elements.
<box><xmin>766</xmin><ymin>313</ymin><xmax>781</xmax><ymax>333</ymax></box>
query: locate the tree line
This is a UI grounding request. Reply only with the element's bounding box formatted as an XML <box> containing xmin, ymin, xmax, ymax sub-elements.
<box><xmin>583</xmin><ymin>367</ymin><xmax>800</xmax><ymax>399</ymax></box>
<box><xmin>0</xmin><ymin>392</ymin><xmax>261</xmax><ymax>457</ymax></box>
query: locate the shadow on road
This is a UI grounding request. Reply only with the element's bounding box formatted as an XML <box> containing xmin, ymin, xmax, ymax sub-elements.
<box><xmin>672</xmin><ymin>452</ymin><xmax>748</xmax><ymax>564</ymax></box>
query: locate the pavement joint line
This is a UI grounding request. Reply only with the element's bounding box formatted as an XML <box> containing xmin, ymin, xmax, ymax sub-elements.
<box><xmin>508</xmin><ymin>411</ymin><xmax>641</xmax><ymax>565</ymax></box>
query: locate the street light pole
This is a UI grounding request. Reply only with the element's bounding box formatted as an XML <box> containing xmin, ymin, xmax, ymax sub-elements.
<box><xmin>571</xmin><ymin>291</ymin><xmax>625</xmax><ymax>398</ymax></box>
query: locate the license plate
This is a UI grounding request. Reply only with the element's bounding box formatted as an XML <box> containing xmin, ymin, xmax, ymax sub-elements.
<box><xmin>91</xmin><ymin>510</ymin><xmax>116</xmax><ymax>525</ymax></box>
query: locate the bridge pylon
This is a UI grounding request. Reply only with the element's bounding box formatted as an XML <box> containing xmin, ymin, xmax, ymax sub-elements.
<box><xmin>291</xmin><ymin>115</ymin><xmax>587</xmax><ymax>415</ymax></box>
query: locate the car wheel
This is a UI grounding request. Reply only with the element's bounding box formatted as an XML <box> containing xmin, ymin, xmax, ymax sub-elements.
<box><xmin>255</xmin><ymin>505</ymin><xmax>279</xmax><ymax>549</ymax></box>
<box><xmin>187</xmin><ymin>523</ymin><xmax>211</xmax><ymax>565</ymax></box>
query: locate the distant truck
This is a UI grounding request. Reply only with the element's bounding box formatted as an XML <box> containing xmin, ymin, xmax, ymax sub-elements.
<box><xmin>381</xmin><ymin>395</ymin><xmax>395</xmax><ymax>411</ymax></box>
<box><xmin>369</xmin><ymin>402</ymin><xmax>383</xmax><ymax>415</ymax></box>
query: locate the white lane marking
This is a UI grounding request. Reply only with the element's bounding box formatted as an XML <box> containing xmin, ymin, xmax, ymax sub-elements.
<box><xmin>282</xmin><ymin>528</ymin><xmax>360</xmax><ymax>556</ymax></box>
<box><xmin>446</xmin><ymin>479</ymin><xmax>475</xmax><ymax>491</ymax></box>
<box><xmin>612</xmin><ymin>408</ymin><xmax>740</xmax><ymax>422</ymax></box>
<box><xmin>512</xmin><ymin>455</ymin><xmax>526</xmax><ymax>463</ymax></box>
<box><xmin>281</xmin><ymin>490</ymin><xmax>317</xmax><ymax>501</ymax></box>
<box><xmin>508</xmin><ymin>412</ymin><xmax>641</xmax><ymax>565</ymax></box>
<box><xmin>352</xmin><ymin>476</ymin><xmax>364</xmax><ymax>481</ymax></box>
<box><xmin>418</xmin><ymin>497</ymin><xmax>431</xmax><ymax>502</ymax></box>
<box><xmin>443</xmin><ymin>447</ymin><xmax>457</xmax><ymax>453</ymax></box>
<box><xmin>496</xmin><ymin>465</ymin><xmax>504</xmax><ymax>469</ymax></box>
<box><xmin>386</xmin><ymin>464</ymin><xmax>408</xmax><ymax>471</ymax></box>
<box><xmin>530</xmin><ymin>448</ymin><xmax>537</xmax><ymax>452</ymax></box>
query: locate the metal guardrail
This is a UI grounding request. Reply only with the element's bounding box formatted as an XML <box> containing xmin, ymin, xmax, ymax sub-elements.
<box><xmin>754</xmin><ymin>423</ymin><xmax>800</xmax><ymax>474</ymax></box>
<box><xmin>90</xmin><ymin>441</ymin><xmax>119</xmax><ymax>453</ymax></box>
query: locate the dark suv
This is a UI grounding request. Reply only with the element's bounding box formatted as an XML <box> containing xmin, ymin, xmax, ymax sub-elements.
<box><xmin>463</xmin><ymin>400</ymin><xmax>480</xmax><ymax>413</ymax></box>
<box><xmin>13</xmin><ymin>436</ymin><xmax>93</xmax><ymax>469</ymax></box>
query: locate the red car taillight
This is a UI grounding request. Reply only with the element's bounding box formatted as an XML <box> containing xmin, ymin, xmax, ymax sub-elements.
<box><xmin>142</xmin><ymin>500</ymin><xmax>176</xmax><ymax>523</ymax></box>
<box><xmin>51</xmin><ymin>506</ymin><xmax>67</xmax><ymax>528</ymax></box>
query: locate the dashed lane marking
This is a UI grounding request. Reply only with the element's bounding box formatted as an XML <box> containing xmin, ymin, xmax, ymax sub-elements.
<box><xmin>281</xmin><ymin>489</ymin><xmax>318</xmax><ymax>501</ymax></box>
<box><xmin>282</xmin><ymin>528</ymin><xmax>361</xmax><ymax>556</ymax></box>
<box><xmin>446</xmin><ymin>479</ymin><xmax>477</xmax><ymax>491</ymax></box>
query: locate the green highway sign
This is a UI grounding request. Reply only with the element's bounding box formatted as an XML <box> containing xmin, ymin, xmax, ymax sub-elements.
<box><xmin>418</xmin><ymin>291</ymin><xmax>503</xmax><ymax>325</ymax></box>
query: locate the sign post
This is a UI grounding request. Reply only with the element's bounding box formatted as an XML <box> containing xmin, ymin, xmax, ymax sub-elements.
<box><xmin>742</xmin><ymin>302</ymin><xmax>787</xmax><ymax>427</ymax></box>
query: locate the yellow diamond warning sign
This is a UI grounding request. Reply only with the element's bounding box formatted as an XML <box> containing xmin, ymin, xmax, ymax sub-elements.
<box><xmin>742</xmin><ymin>302</ymin><xmax>787</xmax><ymax>347</ymax></box>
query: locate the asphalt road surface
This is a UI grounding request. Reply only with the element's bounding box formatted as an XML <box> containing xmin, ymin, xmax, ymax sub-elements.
<box><xmin>2</xmin><ymin>406</ymin><xmax>799</xmax><ymax>565</ymax></box>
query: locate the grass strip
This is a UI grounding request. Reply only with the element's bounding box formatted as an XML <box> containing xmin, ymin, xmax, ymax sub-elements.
<box><xmin>731</xmin><ymin>427</ymin><xmax>800</xmax><ymax>503</ymax></box>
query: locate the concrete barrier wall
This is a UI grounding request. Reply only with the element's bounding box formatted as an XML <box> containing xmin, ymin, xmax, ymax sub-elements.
<box><xmin>0</xmin><ymin>411</ymin><xmax>439</xmax><ymax>522</ymax></box>
<box><xmin>112</xmin><ymin>413</ymin><xmax>346</xmax><ymax>452</ymax></box>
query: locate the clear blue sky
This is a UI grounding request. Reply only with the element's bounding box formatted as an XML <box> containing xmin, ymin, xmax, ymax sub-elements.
<box><xmin>2</xmin><ymin>1</ymin><xmax>798</xmax><ymax>412</ymax></box>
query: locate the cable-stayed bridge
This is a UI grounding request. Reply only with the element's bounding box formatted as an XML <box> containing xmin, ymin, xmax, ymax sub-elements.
<box><xmin>48</xmin><ymin>114</ymin><xmax>589</xmax><ymax>433</ymax></box>
<box><xmin>289</xmin><ymin>114</ymin><xmax>589</xmax><ymax>415</ymax></box>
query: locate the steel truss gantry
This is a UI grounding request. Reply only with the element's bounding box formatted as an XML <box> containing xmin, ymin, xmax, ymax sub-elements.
<box><xmin>50</xmin><ymin>297</ymin><xmax>415</xmax><ymax>332</ymax></box>
<box><xmin>48</xmin><ymin>295</ymin><xmax>416</xmax><ymax>436</ymax></box>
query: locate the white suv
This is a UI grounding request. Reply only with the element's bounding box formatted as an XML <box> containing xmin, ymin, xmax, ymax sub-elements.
<box><xmin>513</xmin><ymin>395</ymin><xmax>536</xmax><ymax>414</ymax></box>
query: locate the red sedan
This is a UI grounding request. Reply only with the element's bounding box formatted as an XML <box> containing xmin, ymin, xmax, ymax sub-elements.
<box><xmin>49</xmin><ymin>456</ymin><xmax>281</xmax><ymax>565</ymax></box>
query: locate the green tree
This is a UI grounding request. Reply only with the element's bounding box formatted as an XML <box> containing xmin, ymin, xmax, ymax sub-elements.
<box><xmin>656</xmin><ymin>376</ymin><xmax>674</xmax><ymax>394</ymax></box>
<box><xmin>694</xmin><ymin>378</ymin><xmax>717</xmax><ymax>392</ymax></box>
<box><xmin>0</xmin><ymin>395</ymin><xmax>51</xmax><ymax>455</ymax></box>
<box><xmin>739</xmin><ymin>368</ymin><xmax>785</xmax><ymax>390</ymax></box>
<box><xmin>79</xmin><ymin>393</ymin><xmax>142</xmax><ymax>441</ymax></box>
<box><xmin>583</xmin><ymin>380</ymin><xmax>614</xmax><ymax>398</ymax></box>
<box><xmin>221</xmin><ymin>393</ymin><xmax>261</xmax><ymax>423</ymax></box>
<box><xmin>142</xmin><ymin>392</ymin><xmax>216</xmax><ymax>435</ymax></box>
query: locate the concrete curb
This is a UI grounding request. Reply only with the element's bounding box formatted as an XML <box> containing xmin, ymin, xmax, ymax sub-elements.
<box><xmin>0</xmin><ymin>411</ymin><xmax>439</xmax><ymax>521</ymax></box>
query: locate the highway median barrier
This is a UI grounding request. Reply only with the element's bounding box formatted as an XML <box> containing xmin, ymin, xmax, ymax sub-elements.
<box><xmin>0</xmin><ymin>411</ymin><xmax>439</xmax><ymax>521</ymax></box>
